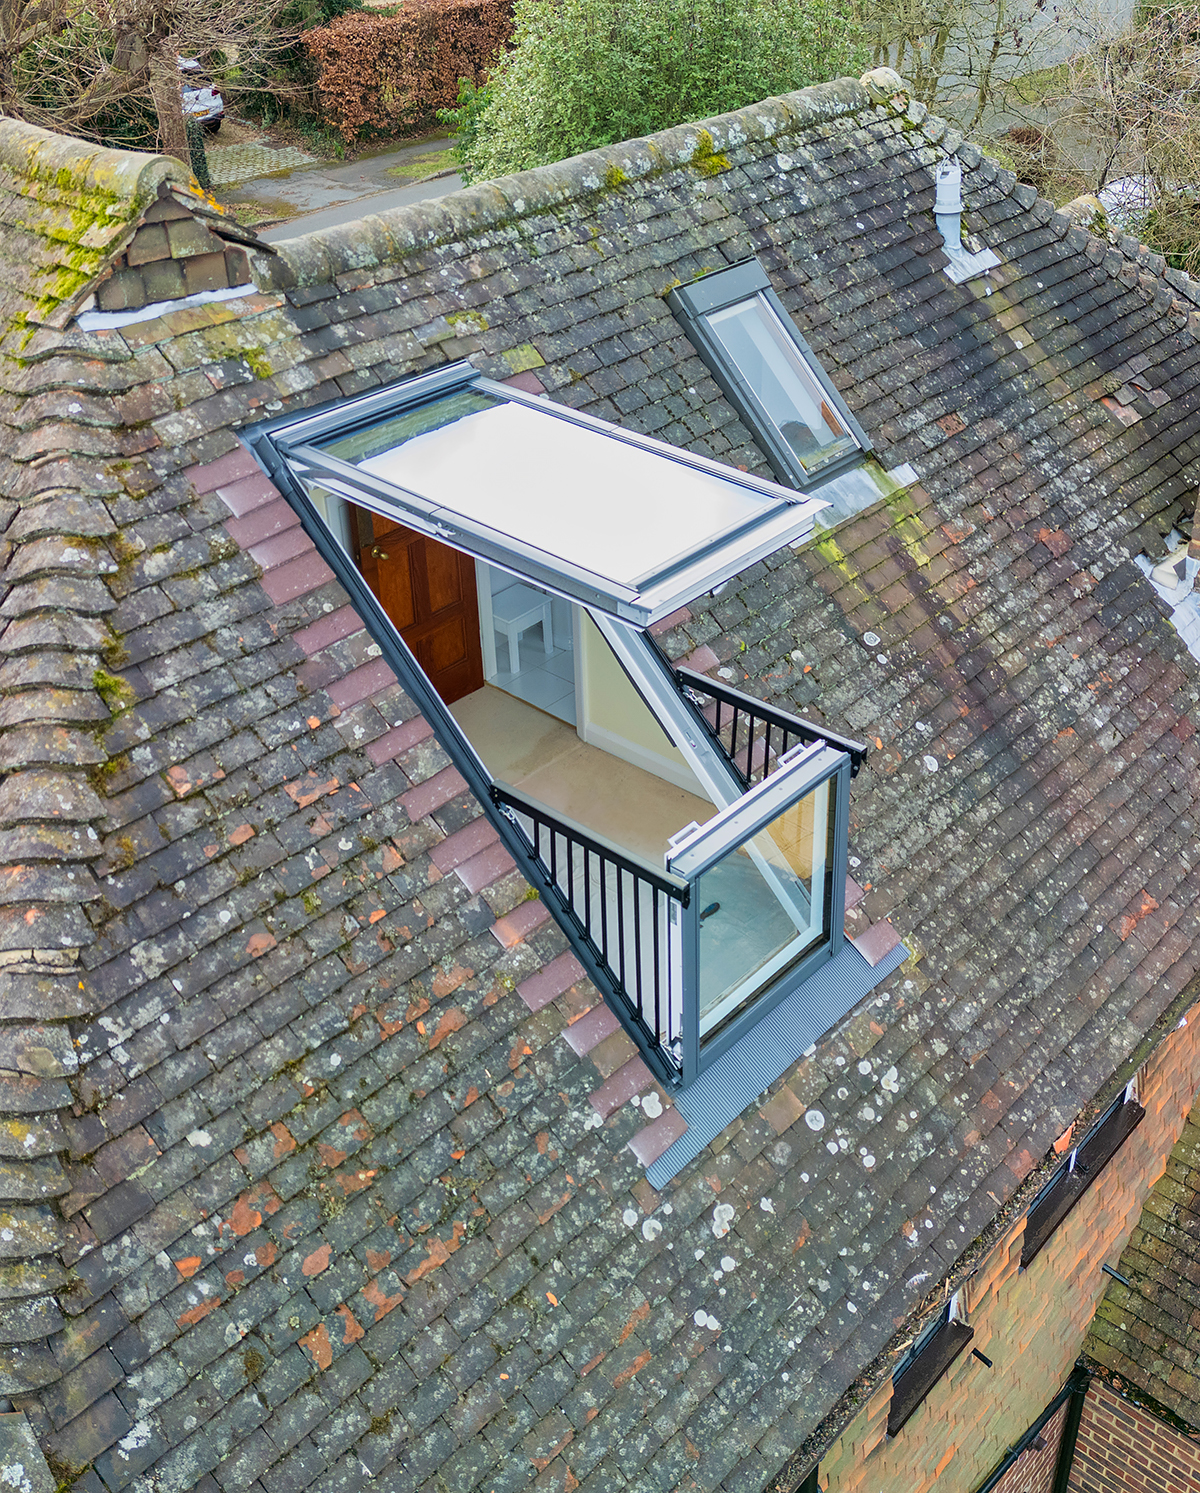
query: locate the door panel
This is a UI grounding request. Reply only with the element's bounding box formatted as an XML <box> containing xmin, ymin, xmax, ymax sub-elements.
<box><xmin>355</xmin><ymin>508</ymin><xmax>484</xmax><ymax>703</ymax></box>
<box><xmin>425</xmin><ymin>542</ymin><xmax>463</xmax><ymax>614</ymax></box>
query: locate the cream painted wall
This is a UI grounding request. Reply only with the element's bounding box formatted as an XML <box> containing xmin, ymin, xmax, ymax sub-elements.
<box><xmin>577</xmin><ymin>612</ymin><xmax>709</xmax><ymax>798</ymax></box>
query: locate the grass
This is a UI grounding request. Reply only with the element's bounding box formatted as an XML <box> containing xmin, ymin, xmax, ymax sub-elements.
<box><xmin>384</xmin><ymin>147</ymin><xmax>459</xmax><ymax>182</ymax></box>
<box><xmin>222</xmin><ymin>198</ymin><xmax>299</xmax><ymax>228</ymax></box>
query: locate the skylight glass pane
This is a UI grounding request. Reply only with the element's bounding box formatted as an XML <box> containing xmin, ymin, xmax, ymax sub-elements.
<box><xmin>696</xmin><ymin>778</ymin><xmax>831</xmax><ymax>1040</ymax></box>
<box><xmin>316</xmin><ymin>394</ymin><xmax>785</xmax><ymax>591</ymax></box>
<box><xmin>323</xmin><ymin>387</ymin><xmax>502</xmax><ymax>464</ymax></box>
<box><xmin>708</xmin><ymin>298</ymin><xmax>857</xmax><ymax>472</ymax></box>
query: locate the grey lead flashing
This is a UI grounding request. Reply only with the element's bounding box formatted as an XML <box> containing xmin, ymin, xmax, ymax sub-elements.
<box><xmin>646</xmin><ymin>940</ymin><xmax>909</xmax><ymax>1186</ymax></box>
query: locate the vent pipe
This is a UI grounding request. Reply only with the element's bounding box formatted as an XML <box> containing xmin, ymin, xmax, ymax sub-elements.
<box><xmin>934</xmin><ymin>156</ymin><xmax>1000</xmax><ymax>284</ymax></box>
<box><xmin>934</xmin><ymin>157</ymin><xmax>965</xmax><ymax>249</ymax></box>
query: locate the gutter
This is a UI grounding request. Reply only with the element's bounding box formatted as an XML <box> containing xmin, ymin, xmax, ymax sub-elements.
<box><xmin>971</xmin><ymin>1360</ymin><xmax>1091</xmax><ymax>1493</ymax></box>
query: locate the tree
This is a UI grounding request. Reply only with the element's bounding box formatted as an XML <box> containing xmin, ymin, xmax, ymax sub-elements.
<box><xmin>446</xmin><ymin>0</ymin><xmax>867</xmax><ymax>185</ymax></box>
<box><xmin>858</xmin><ymin>0</ymin><xmax>1073</xmax><ymax>133</ymax></box>
<box><xmin>4</xmin><ymin>0</ymin><xmax>296</xmax><ymax>161</ymax></box>
<box><xmin>992</xmin><ymin>3</ymin><xmax>1200</xmax><ymax>272</ymax></box>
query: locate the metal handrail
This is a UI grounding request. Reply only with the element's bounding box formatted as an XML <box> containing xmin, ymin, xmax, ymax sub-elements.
<box><xmin>491</xmin><ymin>781</ymin><xmax>687</xmax><ymax>1073</ymax></box>
<box><xmin>675</xmin><ymin>667</ymin><xmax>869</xmax><ymax>784</ymax></box>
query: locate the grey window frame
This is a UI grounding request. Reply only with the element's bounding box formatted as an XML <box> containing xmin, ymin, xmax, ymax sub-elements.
<box><xmin>667</xmin><ymin>260</ymin><xmax>871</xmax><ymax>491</ymax></box>
<box><xmin>246</xmin><ymin>368</ymin><xmax>859</xmax><ymax>1088</ymax></box>
<box><xmin>666</xmin><ymin>740</ymin><xmax>850</xmax><ymax>1073</ymax></box>
<box><xmin>264</xmin><ymin>360</ymin><xmax>826</xmax><ymax>628</ymax></box>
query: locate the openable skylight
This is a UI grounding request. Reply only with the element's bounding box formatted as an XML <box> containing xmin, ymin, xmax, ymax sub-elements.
<box><xmin>668</xmin><ymin>260</ymin><xmax>872</xmax><ymax>494</ymax></box>
<box><xmin>270</xmin><ymin>363</ymin><xmax>829</xmax><ymax>625</ymax></box>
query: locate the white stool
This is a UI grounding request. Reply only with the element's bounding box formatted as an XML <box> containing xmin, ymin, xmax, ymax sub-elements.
<box><xmin>492</xmin><ymin>583</ymin><xmax>553</xmax><ymax>673</ymax></box>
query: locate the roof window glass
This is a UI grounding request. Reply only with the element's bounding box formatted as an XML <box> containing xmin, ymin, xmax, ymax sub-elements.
<box><xmin>706</xmin><ymin>297</ymin><xmax>856</xmax><ymax>474</ymax></box>
<box><xmin>668</xmin><ymin>259</ymin><xmax>871</xmax><ymax>493</ymax></box>
<box><xmin>272</xmin><ymin>362</ymin><xmax>830</xmax><ymax>625</ymax></box>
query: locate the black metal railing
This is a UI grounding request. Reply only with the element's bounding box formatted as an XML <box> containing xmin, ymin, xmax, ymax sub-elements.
<box><xmin>491</xmin><ymin>781</ymin><xmax>688</xmax><ymax>1074</ymax></box>
<box><xmin>675</xmin><ymin>667</ymin><xmax>868</xmax><ymax>788</ymax></box>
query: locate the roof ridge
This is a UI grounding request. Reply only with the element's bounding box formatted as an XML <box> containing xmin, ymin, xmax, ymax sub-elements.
<box><xmin>0</xmin><ymin>117</ymin><xmax>188</xmax><ymax>212</ymax></box>
<box><xmin>255</xmin><ymin>74</ymin><xmax>878</xmax><ymax>289</ymax></box>
<box><xmin>0</xmin><ymin>120</ymin><xmax>198</xmax><ymax>342</ymax></box>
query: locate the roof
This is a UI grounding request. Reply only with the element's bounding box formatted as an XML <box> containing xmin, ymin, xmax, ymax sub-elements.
<box><xmin>0</xmin><ymin>119</ymin><xmax>192</xmax><ymax>345</ymax></box>
<box><xmin>1086</xmin><ymin>1094</ymin><xmax>1200</xmax><ymax>1431</ymax></box>
<box><xmin>0</xmin><ymin>66</ymin><xmax>1199</xmax><ymax>1493</ymax></box>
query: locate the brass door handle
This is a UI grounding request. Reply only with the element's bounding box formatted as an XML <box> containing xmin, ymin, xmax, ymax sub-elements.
<box><xmin>370</xmin><ymin>546</ymin><xmax>388</xmax><ymax>559</ymax></box>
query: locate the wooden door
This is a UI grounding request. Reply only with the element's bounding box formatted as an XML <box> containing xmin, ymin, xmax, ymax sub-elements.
<box><xmin>355</xmin><ymin>509</ymin><xmax>484</xmax><ymax>704</ymax></box>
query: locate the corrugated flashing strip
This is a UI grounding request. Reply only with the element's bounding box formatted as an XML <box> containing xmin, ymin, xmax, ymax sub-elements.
<box><xmin>646</xmin><ymin>940</ymin><xmax>909</xmax><ymax>1188</ymax></box>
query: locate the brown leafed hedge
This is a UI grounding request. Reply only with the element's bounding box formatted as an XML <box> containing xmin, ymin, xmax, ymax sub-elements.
<box><xmin>302</xmin><ymin>0</ymin><xmax>513</xmax><ymax>142</ymax></box>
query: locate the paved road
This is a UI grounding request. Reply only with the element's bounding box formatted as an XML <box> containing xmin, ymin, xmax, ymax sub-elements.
<box><xmin>257</xmin><ymin>171</ymin><xmax>463</xmax><ymax>242</ymax></box>
<box><xmin>224</xmin><ymin>133</ymin><xmax>465</xmax><ymax>242</ymax></box>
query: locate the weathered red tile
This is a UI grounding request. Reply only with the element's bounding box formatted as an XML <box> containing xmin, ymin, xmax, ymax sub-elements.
<box><xmin>400</xmin><ymin>764</ymin><xmax>469</xmax><ymax>823</ymax></box>
<box><xmin>327</xmin><ymin>658</ymin><xmax>398</xmax><ymax>712</ymax></box>
<box><xmin>491</xmin><ymin>898</ymin><xmax>550</xmax><ymax>948</ymax></box>
<box><xmin>367</xmin><ymin>715</ymin><xmax>433</xmax><ymax>766</ymax></box>
<box><xmin>518</xmin><ymin>952</ymin><xmax>585</xmax><ymax>1012</ymax></box>
<box><xmin>455</xmin><ymin>843</ymin><xmax>516</xmax><ymax>894</ymax></box>
<box><xmin>563</xmin><ymin>1000</ymin><xmax>619</xmax><ymax>1055</ymax></box>
<box><xmin>852</xmin><ymin>918</ymin><xmax>903</xmax><ymax>967</ymax></box>
<box><xmin>589</xmin><ymin>1056</ymin><xmax>654</xmax><ymax>1117</ymax></box>
<box><xmin>628</xmin><ymin>1106</ymin><xmax>688</xmax><ymax>1166</ymax></box>
<box><xmin>260</xmin><ymin>550</ymin><xmax>335</xmax><ymax>603</ymax></box>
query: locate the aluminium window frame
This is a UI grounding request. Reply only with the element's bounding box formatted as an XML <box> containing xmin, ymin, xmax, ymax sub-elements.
<box><xmin>667</xmin><ymin>260</ymin><xmax>871</xmax><ymax>492</ymax></box>
<box><xmin>1020</xmin><ymin>1085</ymin><xmax>1145</xmax><ymax>1269</ymax></box>
<box><xmin>245</xmin><ymin>369</ymin><xmax>856</xmax><ymax>1088</ymax></box>
<box><xmin>265</xmin><ymin>360</ymin><xmax>826</xmax><ymax>627</ymax></box>
<box><xmin>666</xmin><ymin>740</ymin><xmax>850</xmax><ymax>1073</ymax></box>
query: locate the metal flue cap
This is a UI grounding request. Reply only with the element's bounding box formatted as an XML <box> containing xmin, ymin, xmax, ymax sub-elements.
<box><xmin>935</xmin><ymin>157</ymin><xmax>962</xmax><ymax>215</ymax></box>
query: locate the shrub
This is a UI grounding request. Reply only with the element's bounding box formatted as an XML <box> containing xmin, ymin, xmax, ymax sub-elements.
<box><xmin>302</xmin><ymin>0</ymin><xmax>513</xmax><ymax>142</ymax></box>
<box><xmin>447</xmin><ymin>0</ymin><xmax>865</xmax><ymax>183</ymax></box>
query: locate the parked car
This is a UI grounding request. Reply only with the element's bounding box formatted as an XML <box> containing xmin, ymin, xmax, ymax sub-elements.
<box><xmin>180</xmin><ymin>58</ymin><xmax>224</xmax><ymax>134</ymax></box>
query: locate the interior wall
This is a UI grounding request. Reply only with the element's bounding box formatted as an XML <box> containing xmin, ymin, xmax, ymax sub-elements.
<box><xmin>576</xmin><ymin>611</ymin><xmax>707</xmax><ymax>797</ymax></box>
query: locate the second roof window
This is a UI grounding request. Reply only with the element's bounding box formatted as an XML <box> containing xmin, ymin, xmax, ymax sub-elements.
<box><xmin>668</xmin><ymin>259</ymin><xmax>870</xmax><ymax>490</ymax></box>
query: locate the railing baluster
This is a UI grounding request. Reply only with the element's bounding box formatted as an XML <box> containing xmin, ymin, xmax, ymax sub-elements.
<box><xmin>615</xmin><ymin>864</ymin><xmax>627</xmax><ymax>991</ymax></box>
<box><xmin>600</xmin><ymin>853</ymin><xmax>610</xmax><ymax>967</ymax></box>
<box><xmin>490</xmin><ymin>781</ymin><xmax>687</xmax><ymax>1080</ymax></box>
<box><xmin>632</xmin><ymin>875</ymin><xmax>643</xmax><ymax>1022</ymax></box>
<box><xmin>651</xmin><ymin>886</ymin><xmax>661</xmax><ymax>1041</ymax></box>
<box><xmin>672</xmin><ymin>666</ymin><xmax>869</xmax><ymax>784</ymax></box>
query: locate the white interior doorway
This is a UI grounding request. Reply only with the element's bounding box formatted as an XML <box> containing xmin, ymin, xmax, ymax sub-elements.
<box><xmin>476</xmin><ymin>561</ymin><xmax>576</xmax><ymax>725</ymax></box>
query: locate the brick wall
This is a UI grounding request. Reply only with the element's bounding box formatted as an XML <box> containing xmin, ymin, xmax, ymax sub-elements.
<box><xmin>816</xmin><ymin>995</ymin><xmax>1200</xmax><ymax>1493</ymax></box>
<box><xmin>1069</xmin><ymin>1380</ymin><xmax>1200</xmax><ymax>1493</ymax></box>
<box><xmin>991</xmin><ymin>1402</ymin><xmax>1068</xmax><ymax>1493</ymax></box>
